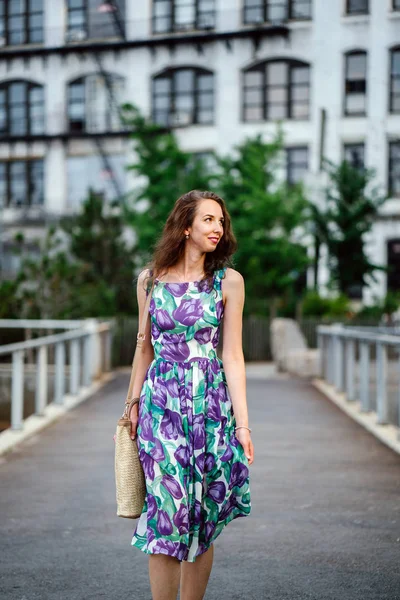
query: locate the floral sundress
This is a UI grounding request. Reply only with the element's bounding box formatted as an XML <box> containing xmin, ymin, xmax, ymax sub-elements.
<box><xmin>131</xmin><ymin>266</ymin><xmax>251</xmax><ymax>562</ymax></box>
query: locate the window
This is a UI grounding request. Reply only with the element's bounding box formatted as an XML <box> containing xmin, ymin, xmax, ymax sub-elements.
<box><xmin>0</xmin><ymin>0</ymin><xmax>44</xmax><ymax>46</ymax></box>
<box><xmin>394</xmin><ymin>0</ymin><xmax>400</xmax><ymax>10</ymax></box>
<box><xmin>286</xmin><ymin>147</ymin><xmax>308</xmax><ymax>185</ymax></box>
<box><xmin>67</xmin><ymin>74</ymin><xmax>125</xmax><ymax>132</ymax></box>
<box><xmin>0</xmin><ymin>81</ymin><xmax>44</xmax><ymax>136</ymax></box>
<box><xmin>0</xmin><ymin>159</ymin><xmax>44</xmax><ymax>208</ymax></box>
<box><xmin>243</xmin><ymin>1</ymin><xmax>312</xmax><ymax>23</ymax></box>
<box><xmin>387</xmin><ymin>239</ymin><xmax>400</xmax><ymax>292</ymax></box>
<box><xmin>152</xmin><ymin>0</ymin><xmax>215</xmax><ymax>34</ymax></box>
<box><xmin>243</xmin><ymin>60</ymin><xmax>310</xmax><ymax>121</ymax></box>
<box><xmin>390</xmin><ymin>48</ymin><xmax>400</xmax><ymax>113</ymax></box>
<box><xmin>66</xmin><ymin>0</ymin><xmax>125</xmax><ymax>42</ymax></box>
<box><xmin>152</xmin><ymin>68</ymin><xmax>214</xmax><ymax>127</ymax></box>
<box><xmin>346</xmin><ymin>0</ymin><xmax>368</xmax><ymax>15</ymax></box>
<box><xmin>344</xmin><ymin>143</ymin><xmax>364</xmax><ymax>168</ymax></box>
<box><xmin>389</xmin><ymin>142</ymin><xmax>400</xmax><ymax>197</ymax></box>
<box><xmin>67</xmin><ymin>155</ymin><xmax>126</xmax><ymax>209</ymax></box>
<box><xmin>344</xmin><ymin>51</ymin><xmax>367</xmax><ymax>116</ymax></box>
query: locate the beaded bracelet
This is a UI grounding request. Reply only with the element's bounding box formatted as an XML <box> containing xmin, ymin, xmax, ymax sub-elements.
<box><xmin>235</xmin><ymin>426</ymin><xmax>252</xmax><ymax>432</ymax></box>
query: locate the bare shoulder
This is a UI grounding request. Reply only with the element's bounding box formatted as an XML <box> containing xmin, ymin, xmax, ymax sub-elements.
<box><xmin>223</xmin><ymin>267</ymin><xmax>244</xmax><ymax>285</ymax></box>
<box><xmin>137</xmin><ymin>268</ymin><xmax>152</xmax><ymax>297</ymax></box>
<box><xmin>221</xmin><ymin>267</ymin><xmax>244</xmax><ymax>304</ymax></box>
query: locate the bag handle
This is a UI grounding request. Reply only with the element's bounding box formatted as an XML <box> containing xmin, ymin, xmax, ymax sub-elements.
<box><xmin>122</xmin><ymin>274</ymin><xmax>156</xmax><ymax>418</ymax></box>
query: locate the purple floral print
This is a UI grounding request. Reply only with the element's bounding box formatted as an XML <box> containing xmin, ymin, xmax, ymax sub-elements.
<box><xmin>131</xmin><ymin>267</ymin><xmax>251</xmax><ymax>564</ymax></box>
<box><xmin>173</xmin><ymin>299</ymin><xmax>204</xmax><ymax>326</ymax></box>
<box><xmin>160</xmin><ymin>408</ymin><xmax>184</xmax><ymax>440</ymax></box>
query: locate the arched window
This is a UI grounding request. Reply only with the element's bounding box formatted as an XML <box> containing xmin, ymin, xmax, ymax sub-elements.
<box><xmin>152</xmin><ymin>0</ymin><xmax>215</xmax><ymax>34</ymax></box>
<box><xmin>67</xmin><ymin>73</ymin><xmax>125</xmax><ymax>132</ymax></box>
<box><xmin>390</xmin><ymin>47</ymin><xmax>400</xmax><ymax>113</ymax></box>
<box><xmin>0</xmin><ymin>80</ymin><xmax>44</xmax><ymax>136</ymax></box>
<box><xmin>243</xmin><ymin>59</ymin><xmax>310</xmax><ymax>122</ymax></box>
<box><xmin>0</xmin><ymin>0</ymin><xmax>44</xmax><ymax>46</ymax></box>
<box><xmin>344</xmin><ymin>51</ymin><xmax>367</xmax><ymax>116</ymax></box>
<box><xmin>243</xmin><ymin>0</ymin><xmax>311</xmax><ymax>23</ymax></box>
<box><xmin>152</xmin><ymin>68</ymin><xmax>214</xmax><ymax>127</ymax></box>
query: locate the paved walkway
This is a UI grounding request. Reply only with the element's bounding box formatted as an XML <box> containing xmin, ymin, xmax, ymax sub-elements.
<box><xmin>1</xmin><ymin>370</ymin><xmax>400</xmax><ymax>600</ymax></box>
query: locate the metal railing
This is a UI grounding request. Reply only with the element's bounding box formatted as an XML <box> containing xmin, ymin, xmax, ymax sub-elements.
<box><xmin>317</xmin><ymin>324</ymin><xmax>400</xmax><ymax>438</ymax></box>
<box><xmin>0</xmin><ymin>319</ymin><xmax>113</xmax><ymax>431</ymax></box>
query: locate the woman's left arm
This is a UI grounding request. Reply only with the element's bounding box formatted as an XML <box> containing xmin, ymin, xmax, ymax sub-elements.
<box><xmin>221</xmin><ymin>269</ymin><xmax>254</xmax><ymax>464</ymax></box>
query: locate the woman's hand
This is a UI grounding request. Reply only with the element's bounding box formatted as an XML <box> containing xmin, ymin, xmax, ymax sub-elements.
<box><xmin>235</xmin><ymin>428</ymin><xmax>254</xmax><ymax>465</ymax></box>
<box><xmin>129</xmin><ymin>403</ymin><xmax>139</xmax><ymax>440</ymax></box>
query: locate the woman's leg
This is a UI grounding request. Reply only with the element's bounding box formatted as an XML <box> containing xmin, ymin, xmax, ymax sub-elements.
<box><xmin>148</xmin><ymin>554</ymin><xmax>181</xmax><ymax>600</ymax></box>
<box><xmin>180</xmin><ymin>544</ymin><xmax>214</xmax><ymax>600</ymax></box>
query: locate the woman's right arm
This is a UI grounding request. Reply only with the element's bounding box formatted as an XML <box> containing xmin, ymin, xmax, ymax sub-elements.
<box><xmin>129</xmin><ymin>269</ymin><xmax>154</xmax><ymax>439</ymax></box>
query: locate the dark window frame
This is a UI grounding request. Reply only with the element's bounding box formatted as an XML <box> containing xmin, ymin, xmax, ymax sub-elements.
<box><xmin>67</xmin><ymin>73</ymin><xmax>125</xmax><ymax>133</ymax></box>
<box><xmin>345</xmin><ymin>0</ymin><xmax>369</xmax><ymax>15</ymax></box>
<box><xmin>152</xmin><ymin>67</ymin><xmax>215</xmax><ymax>127</ymax></box>
<box><xmin>66</xmin><ymin>0</ymin><xmax>89</xmax><ymax>42</ymax></box>
<box><xmin>343</xmin><ymin>142</ymin><xmax>365</xmax><ymax>168</ymax></box>
<box><xmin>344</xmin><ymin>50</ymin><xmax>367</xmax><ymax>117</ymax></box>
<box><xmin>66</xmin><ymin>0</ymin><xmax>125</xmax><ymax>42</ymax></box>
<box><xmin>390</xmin><ymin>47</ymin><xmax>400</xmax><ymax>114</ymax></box>
<box><xmin>286</xmin><ymin>146</ymin><xmax>309</xmax><ymax>185</ymax></box>
<box><xmin>152</xmin><ymin>0</ymin><xmax>216</xmax><ymax>34</ymax></box>
<box><xmin>388</xmin><ymin>141</ymin><xmax>400</xmax><ymax>197</ymax></box>
<box><xmin>0</xmin><ymin>0</ymin><xmax>44</xmax><ymax>46</ymax></box>
<box><xmin>0</xmin><ymin>158</ymin><xmax>44</xmax><ymax>208</ymax></box>
<box><xmin>0</xmin><ymin>79</ymin><xmax>45</xmax><ymax>137</ymax></box>
<box><xmin>242</xmin><ymin>1</ymin><xmax>312</xmax><ymax>24</ymax></box>
<box><xmin>67</xmin><ymin>77</ymin><xmax>86</xmax><ymax>132</ymax></box>
<box><xmin>242</xmin><ymin>58</ymin><xmax>311</xmax><ymax>122</ymax></box>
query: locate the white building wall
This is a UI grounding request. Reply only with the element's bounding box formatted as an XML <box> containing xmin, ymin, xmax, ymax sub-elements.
<box><xmin>0</xmin><ymin>0</ymin><xmax>399</xmax><ymax>299</ymax></box>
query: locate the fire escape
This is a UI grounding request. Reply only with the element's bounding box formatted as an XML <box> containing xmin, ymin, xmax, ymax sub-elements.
<box><xmin>90</xmin><ymin>0</ymin><xmax>126</xmax><ymax>199</ymax></box>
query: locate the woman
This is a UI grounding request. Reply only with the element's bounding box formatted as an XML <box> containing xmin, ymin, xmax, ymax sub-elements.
<box><xmin>128</xmin><ymin>190</ymin><xmax>254</xmax><ymax>600</ymax></box>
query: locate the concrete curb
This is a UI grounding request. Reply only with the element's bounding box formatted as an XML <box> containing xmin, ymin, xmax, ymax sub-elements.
<box><xmin>0</xmin><ymin>372</ymin><xmax>116</xmax><ymax>457</ymax></box>
<box><xmin>313</xmin><ymin>378</ymin><xmax>400</xmax><ymax>456</ymax></box>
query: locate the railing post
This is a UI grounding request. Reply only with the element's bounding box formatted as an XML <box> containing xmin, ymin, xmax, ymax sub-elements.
<box><xmin>326</xmin><ymin>333</ymin><xmax>333</xmax><ymax>385</ymax></box>
<box><xmin>54</xmin><ymin>342</ymin><xmax>65</xmax><ymax>405</ymax></box>
<box><xmin>11</xmin><ymin>350</ymin><xmax>24</xmax><ymax>430</ymax></box>
<box><xmin>317</xmin><ymin>332</ymin><xmax>325</xmax><ymax>378</ymax></box>
<box><xmin>35</xmin><ymin>345</ymin><xmax>48</xmax><ymax>416</ymax></box>
<box><xmin>83</xmin><ymin>335</ymin><xmax>92</xmax><ymax>387</ymax></box>
<box><xmin>105</xmin><ymin>328</ymin><xmax>112</xmax><ymax>372</ymax></box>
<box><xmin>359</xmin><ymin>342</ymin><xmax>370</xmax><ymax>412</ymax></box>
<box><xmin>334</xmin><ymin>329</ymin><xmax>343</xmax><ymax>391</ymax></box>
<box><xmin>376</xmin><ymin>342</ymin><xmax>388</xmax><ymax>425</ymax></box>
<box><xmin>69</xmin><ymin>338</ymin><xmax>80</xmax><ymax>396</ymax></box>
<box><xmin>345</xmin><ymin>339</ymin><xmax>355</xmax><ymax>401</ymax></box>
<box><xmin>398</xmin><ymin>347</ymin><xmax>400</xmax><ymax>441</ymax></box>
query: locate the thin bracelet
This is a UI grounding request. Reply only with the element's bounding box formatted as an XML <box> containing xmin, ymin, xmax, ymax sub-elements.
<box><xmin>235</xmin><ymin>426</ymin><xmax>252</xmax><ymax>432</ymax></box>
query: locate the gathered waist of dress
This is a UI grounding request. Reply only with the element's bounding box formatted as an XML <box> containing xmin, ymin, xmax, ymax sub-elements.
<box><xmin>152</xmin><ymin>354</ymin><xmax>219</xmax><ymax>369</ymax></box>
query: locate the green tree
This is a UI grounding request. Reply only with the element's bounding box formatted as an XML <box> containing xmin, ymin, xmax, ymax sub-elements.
<box><xmin>121</xmin><ymin>104</ymin><xmax>212</xmax><ymax>266</ymax></box>
<box><xmin>215</xmin><ymin>135</ymin><xmax>310</xmax><ymax>316</ymax></box>
<box><xmin>323</xmin><ymin>159</ymin><xmax>387</xmax><ymax>297</ymax></box>
<box><xmin>12</xmin><ymin>227</ymin><xmax>116</xmax><ymax>319</ymax></box>
<box><xmin>61</xmin><ymin>189</ymin><xmax>136</xmax><ymax>315</ymax></box>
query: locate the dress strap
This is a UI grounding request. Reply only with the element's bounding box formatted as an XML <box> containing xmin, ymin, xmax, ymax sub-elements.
<box><xmin>213</xmin><ymin>266</ymin><xmax>227</xmax><ymax>291</ymax></box>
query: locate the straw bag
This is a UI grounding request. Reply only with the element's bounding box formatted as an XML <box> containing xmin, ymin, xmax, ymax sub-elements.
<box><xmin>114</xmin><ymin>275</ymin><xmax>155</xmax><ymax>519</ymax></box>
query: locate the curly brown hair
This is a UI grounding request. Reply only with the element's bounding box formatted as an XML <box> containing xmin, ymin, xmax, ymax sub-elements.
<box><xmin>142</xmin><ymin>190</ymin><xmax>237</xmax><ymax>292</ymax></box>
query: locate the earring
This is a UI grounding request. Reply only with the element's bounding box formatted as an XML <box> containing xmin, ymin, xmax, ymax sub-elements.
<box><xmin>185</xmin><ymin>234</ymin><xmax>189</xmax><ymax>239</ymax></box>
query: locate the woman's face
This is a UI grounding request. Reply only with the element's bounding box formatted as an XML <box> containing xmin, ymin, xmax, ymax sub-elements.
<box><xmin>185</xmin><ymin>199</ymin><xmax>224</xmax><ymax>253</ymax></box>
